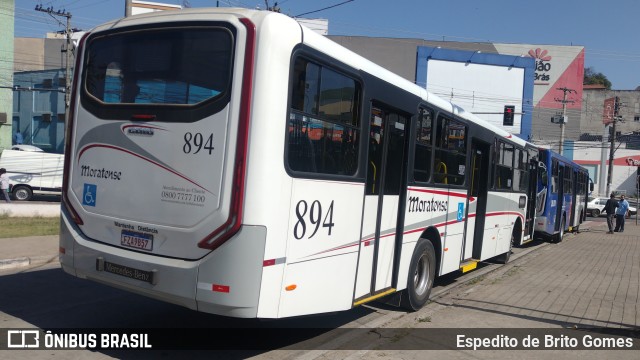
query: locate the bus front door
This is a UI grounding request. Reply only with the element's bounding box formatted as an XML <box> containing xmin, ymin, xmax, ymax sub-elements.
<box><xmin>469</xmin><ymin>140</ymin><xmax>490</xmax><ymax>260</ymax></box>
<box><xmin>354</xmin><ymin>104</ymin><xmax>408</xmax><ymax>304</ymax></box>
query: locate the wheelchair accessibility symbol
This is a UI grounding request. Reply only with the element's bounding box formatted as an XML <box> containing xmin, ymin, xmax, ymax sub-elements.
<box><xmin>457</xmin><ymin>203</ymin><xmax>464</xmax><ymax>222</ymax></box>
<box><xmin>82</xmin><ymin>183</ymin><xmax>97</xmax><ymax>207</ymax></box>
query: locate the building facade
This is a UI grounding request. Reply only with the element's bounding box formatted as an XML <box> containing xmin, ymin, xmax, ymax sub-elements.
<box><xmin>328</xmin><ymin>36</ymin><xmax>585</xmax><ymax>147</ymax></box>
<box><xmin>0</xmin><ymin>0</ymin><xmax>15</xmax><ymax>152</ymax></box>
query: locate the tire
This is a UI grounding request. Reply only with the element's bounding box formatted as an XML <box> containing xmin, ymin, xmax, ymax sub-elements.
<box><xmin>554</xmin><ymin>217</ymin><xmax>565</xmax><ymax>243</ymax></box>
<box><xmin>591</xmin><ymin>209</ymin><xmax>600</xmax><ymax>217</ymax></box>
<box><xmin>401</xmin><ymin>240</ymin><xmax>436</xmax><ymax>311</ymax></box>
<box><xmin>12</xmin><ymin>185</ymin><xmax>33</xmax><ymax>201</ymax></box>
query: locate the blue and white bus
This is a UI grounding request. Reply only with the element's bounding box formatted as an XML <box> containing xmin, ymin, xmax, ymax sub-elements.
<box><xmin>535</xmin><ymin>148</ymin><xmax>590</xmax><ymax>242</ymax></box>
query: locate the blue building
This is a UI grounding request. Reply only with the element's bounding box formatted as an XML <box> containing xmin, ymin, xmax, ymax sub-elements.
<box><xmin>13</xmin><ymin>69</ymin><xmax>67</xmax><ymax>153</ymax></box>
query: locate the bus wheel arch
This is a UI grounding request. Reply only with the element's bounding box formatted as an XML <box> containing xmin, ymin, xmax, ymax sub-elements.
<box><xmin>401</xmin><ymin>238</ymin><xmax>436</xmax><ymax>312</ymax></box>
<box><xmin>420</xmin><ymin>227</ymin><xmax>442</xmax><ymax>276</ymax></box>
<box><xmin>512</xmin><ymin>218</ymin><xmax>523</xmax><ymax>247</ymax></box>
<box><xmin>495</xmin><ymin>220</ymin><xmax>520</xmax><ymax>264</ymax></box>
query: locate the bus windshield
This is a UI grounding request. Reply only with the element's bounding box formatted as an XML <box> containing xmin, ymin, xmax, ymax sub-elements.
<box><xmin>84</xmin><ymin>26</ymin><xmax>233</xmax><ymax>106</ymax></box>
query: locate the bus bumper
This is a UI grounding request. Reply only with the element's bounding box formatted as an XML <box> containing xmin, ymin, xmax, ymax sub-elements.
<box><xmin>59</xmin><ymin>206</ymin><xmax>266</xmax><ymax>318</ymax></box>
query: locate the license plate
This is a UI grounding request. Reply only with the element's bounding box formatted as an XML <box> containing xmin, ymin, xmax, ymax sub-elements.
<box><xmin>121</xmin><ymin>230</ymin><xmax>153</xmax><ymax>251</ymax></box>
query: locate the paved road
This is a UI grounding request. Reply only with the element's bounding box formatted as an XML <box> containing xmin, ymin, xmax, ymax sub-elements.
<box><xmin>0</xmin><ymin>219</ymin><xmax>638</xmax><ymax>359</ymax></box>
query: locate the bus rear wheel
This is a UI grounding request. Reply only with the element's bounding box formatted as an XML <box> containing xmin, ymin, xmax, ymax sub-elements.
<box><xmin>401</xmin><ymin>240</ymin><xmax>436</xmax><ymax>311</ymax></box>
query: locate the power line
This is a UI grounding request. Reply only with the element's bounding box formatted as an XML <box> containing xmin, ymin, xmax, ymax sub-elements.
<box><xmin>294</xmin><ymin>0</ymin><xmax>355</xmax><ymax>18</ymax></box>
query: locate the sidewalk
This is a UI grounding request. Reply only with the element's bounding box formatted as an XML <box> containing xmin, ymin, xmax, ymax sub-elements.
<box><xmin>0</xmin><ymin>235</ymin><xmax>59</xmax><ymax>270</ymax></box>
<box><xmin>275</xmin><ymin>219</ymin><xmax>640</xmax><ymax>359</ymax></box>
<box><xmin>0</xmin><ymin>202</ymin><xmax>60</xmax><ymax>217</ymax></box>
<box><xmin>0</xmin><ymin>202</ymin><xmax>60</xmax><ymax>270</ymax></box>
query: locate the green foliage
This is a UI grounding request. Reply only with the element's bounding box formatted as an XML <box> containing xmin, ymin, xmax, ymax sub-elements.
<box><xmin>584</xmin><ymin>67</ymin><xmax>612</xmax><ymax>89</ymax></box>
<box><xmin>0</xmin><ymin>217</ymin><xmax>59</xmax><ymax>238</ymax></box>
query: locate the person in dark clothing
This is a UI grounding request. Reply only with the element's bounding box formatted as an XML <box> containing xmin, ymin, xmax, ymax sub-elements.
<box><xmin>604</xmin><ymin>193</ymin><xmax>619</xmax><ymax>234</ymax></box>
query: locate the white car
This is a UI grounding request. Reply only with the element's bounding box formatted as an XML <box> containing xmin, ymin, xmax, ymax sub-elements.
<box><xmin>10</xmin><ymin>144</ymin><xmax>43</xmax><ymax>152</ymax></box>
<box><xmin>587</xmin><ymin>197</ymin><xmax>637</xmax><ymax>217</ymax></box>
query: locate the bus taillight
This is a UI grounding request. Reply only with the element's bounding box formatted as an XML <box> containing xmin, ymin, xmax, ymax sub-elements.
<box><xmin>62</xmin><ymin>32</ymin><xmax>90</xmax><ymax>226</ymax></box>
<box><xmin>197</xmin><ymin>18</ymin><xmax>255</xmax><ymax>251</ymax></box>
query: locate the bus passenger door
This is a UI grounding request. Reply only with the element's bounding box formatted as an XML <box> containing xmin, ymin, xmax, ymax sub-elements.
<box><xmin>469</xmin><ymin>140</ymin><xmax>490</xmax><ymax>260</ymax></box>
<box><xmin>524</xmin><ymin>153</ymin><xmax>538</xmax><ymax>240</ymax></box>
<box><xmin>354</xmin><ymin>104</ymin><xmax>408</xmax><ymax>302</ymax></box>
<box><xmin>570</xmin><ymin>169</ymin><xmax>578</xmax><ymax>227</ymax></box>
<box><xmin>555</xmin><ymin>165</ymin><xmax>565</xmax><ymax>232</ymax></box>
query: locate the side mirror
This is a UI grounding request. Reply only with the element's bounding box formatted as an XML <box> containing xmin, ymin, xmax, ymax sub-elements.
<box><xmin>590</xmin><ymin>183</ymin><xmax>594</xmax><ymax>192</ymax></box>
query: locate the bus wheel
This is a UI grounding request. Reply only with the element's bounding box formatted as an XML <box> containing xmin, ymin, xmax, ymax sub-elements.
<box><xmin>12</xmin><ymin>185</ymin><xmax>33</xmax><ymax>201</ymax></box>
<box><xmin>401</xmin><ymin>240</ymin><xmax>436</xmax><ymax>311</ymax></box>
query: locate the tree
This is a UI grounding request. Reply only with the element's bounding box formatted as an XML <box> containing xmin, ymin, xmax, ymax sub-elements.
<box><xmin>584</xmin><ymin>67</ymin><xmax>612</xmax><ymax>89</ymax></box>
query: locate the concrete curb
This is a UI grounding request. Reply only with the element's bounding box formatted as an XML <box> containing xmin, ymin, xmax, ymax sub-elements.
<box><xmin>430</xmin><ymin>239</ymin><xmax>550</xmax><ymax>300</ymax></box>
<box><xmin>0</xmin><ymin>255</ymin><xmax>58</xmax><ymax>271</ymax></box>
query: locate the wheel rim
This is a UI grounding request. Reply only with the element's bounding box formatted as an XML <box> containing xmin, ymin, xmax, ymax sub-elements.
<box><xmin>413</xmin><ymin>252</ymin><xmax>430</xmax><ymax>297</ymax></box>
<box><xmin>15</xmin><ymin>189</ymin><xmax>29</xmax><ymax>200</ymax></box>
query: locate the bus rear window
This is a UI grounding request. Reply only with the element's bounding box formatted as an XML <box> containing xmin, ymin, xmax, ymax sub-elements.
<box><xmin>84</xmin><ymin>27</ymin><xmax>233</xmax><ymax>106</ymax></box>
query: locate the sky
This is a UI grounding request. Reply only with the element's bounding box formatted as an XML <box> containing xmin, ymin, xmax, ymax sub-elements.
<box><xmin>8</xmin><ymin>0</ymin><xmax>640</xmax><ymax>90</ymax></box>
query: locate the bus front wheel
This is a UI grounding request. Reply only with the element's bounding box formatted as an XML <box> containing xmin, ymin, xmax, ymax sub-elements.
<box><xmin>12</xmin><ymin>185</ymin><xmax>33</xmax><ymax>201</ymax></box>
<box><xmin>401</xmin><ymin>240</ymin><xmax>436</xmax><ymax>311</ymax></box>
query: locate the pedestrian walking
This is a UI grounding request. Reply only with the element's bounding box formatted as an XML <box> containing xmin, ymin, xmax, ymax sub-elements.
<box><xmin>604</xmin><ymin>192</ymin><xmax>618</xmax><ymax>234</ymax></box>
<box><xmin>614</xmin><ymin>194</ymin><xmax>630</xmax><ymax>233</ymax></box>
<box><xmin>0</xmin><ymin>168</ymin><xmax>11</xmax><ymax>203</ymax></box>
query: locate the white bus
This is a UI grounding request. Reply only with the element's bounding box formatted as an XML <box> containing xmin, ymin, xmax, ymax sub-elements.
<box><xmin>59</xmin><ymin>8</ymin><xmax>538</xmax><ymax>318</ymax></box>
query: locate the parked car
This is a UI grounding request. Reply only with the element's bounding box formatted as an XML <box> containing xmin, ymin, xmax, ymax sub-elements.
<box><xmin>10</xmin><ymin>144</ymin><xmax>44</xmax><ymax>152</ymax></box>
<box><xmin>587</xmin><ymin>197</ymin><xmax>637</xmax><ymax>217</ymax></box>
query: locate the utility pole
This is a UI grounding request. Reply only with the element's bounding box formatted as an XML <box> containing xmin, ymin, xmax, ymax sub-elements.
<box><xmin>555</xmin><ymin>87</ymin><xmax>576</xmax><ymax>155</ymax></box>
<box><xmin>606</xmin><ymin>96</ymin><xmax>621</xmax><ymax>196</ymax></box>
<box><xmin>264</xmin><ymin>1</ymin><xmax>281</xmax><ymax>12</ymax></box>
<box><xmin>34</xmin><ymin>5</ymin><xmax>73</xmax><ymax>126</ymax></box>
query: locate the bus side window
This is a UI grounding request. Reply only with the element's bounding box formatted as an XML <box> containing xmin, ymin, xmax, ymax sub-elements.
<box><xmin>433</xmin><ymin>115</ymin><xmax>466</xmax><ymax>185</ymax></box>
<box><xmin>495</xmin><ymin>141</ymin><xmax>514</xmax><ymax>190</ymax></box>
<box><xmin>287</xmin><ymin>56</ymin><xmax>361</xmax><ymax>177</ymax></box>
<box><xmin>413</xmin><ymin>108</ymin><xmax>433</xmax><ymax>182</ymax></box>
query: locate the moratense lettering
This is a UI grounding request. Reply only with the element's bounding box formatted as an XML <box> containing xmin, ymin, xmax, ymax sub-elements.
<box><xmin>408</xmin><ymin>196</ymin><xmax>448</xmax><ymax>213</ymax></box>
<box><xmin>81</xmin><ymin>165</ymin><xmax>122</xmax><ymax>180</ymax></box>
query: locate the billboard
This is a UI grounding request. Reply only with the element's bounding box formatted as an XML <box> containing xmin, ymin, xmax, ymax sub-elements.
<box><xmin>416</xmin><ymin>47</ymin><xmax>535</xmax><ymax>140</ymax></box>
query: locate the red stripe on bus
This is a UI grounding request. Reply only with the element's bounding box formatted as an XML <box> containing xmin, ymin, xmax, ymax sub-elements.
<box><xmin>407</xmin><ymin>187</ymin><xmax>475</xmax><ymax>202</ymax></box>
<box><xmin>78</xmin><ymin>143</ymin><xmax>212</xmax><ymax>194</ymax></box>
<box><xmin>303</xmin><ymin>211</ymin><xmax>523</xmax><ymax>258</ymax></box>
